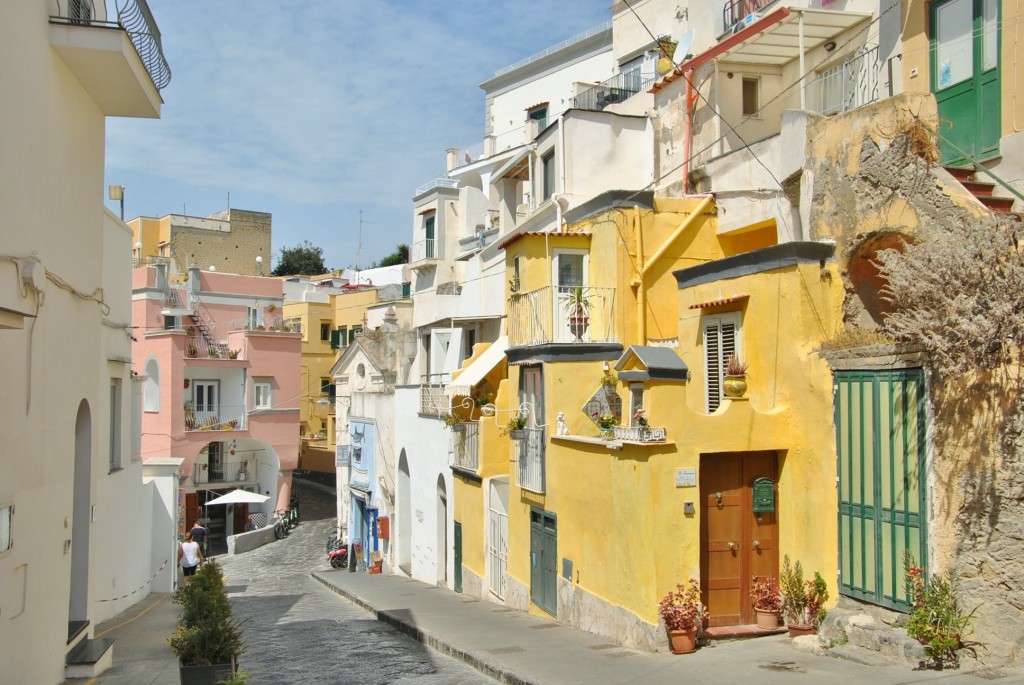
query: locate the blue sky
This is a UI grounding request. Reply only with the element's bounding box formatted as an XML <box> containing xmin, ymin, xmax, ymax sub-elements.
<box><xmin>105</xmin><ymin>2</ymin><xmax>610</xmax><ymax>271</ymax></box>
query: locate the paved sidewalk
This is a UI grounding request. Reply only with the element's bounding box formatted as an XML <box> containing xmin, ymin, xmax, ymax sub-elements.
<box><xmin>313</xmin><ymin>569</ymin><xmax>1022</xmax><ymax>685</ymax></box>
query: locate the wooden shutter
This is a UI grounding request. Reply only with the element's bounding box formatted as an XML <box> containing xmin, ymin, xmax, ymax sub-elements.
<box><xmin>704</xmin><ymin>315</ymin><xmax>738</xmax><ymax>413</ymax></box>
<box><xmin>330</xmin><ymin>329</ymin><xmax>341</xmax><ymax>350</ymax></box>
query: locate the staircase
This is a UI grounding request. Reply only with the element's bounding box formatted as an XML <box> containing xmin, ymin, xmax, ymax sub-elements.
<box><xmin>944</xmin><ymin>165</ymin><xmax>1017</xmax><ymax>213</ymax></box>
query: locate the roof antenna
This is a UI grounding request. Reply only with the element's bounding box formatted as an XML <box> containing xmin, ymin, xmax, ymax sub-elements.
<box><xmin>357</xmin><ymin>210</ymin><xmax>373</xmax><ymax>283</ymax></box>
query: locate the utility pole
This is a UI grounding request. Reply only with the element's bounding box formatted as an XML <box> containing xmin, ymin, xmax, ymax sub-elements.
<box><xmin>356</xmin><ymin>210</ymin><xmax>373</xmax><ymax>283</ymax></box>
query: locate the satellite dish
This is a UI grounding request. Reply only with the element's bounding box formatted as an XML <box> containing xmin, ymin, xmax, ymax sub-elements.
<box><xmin>673</xmin><ymin>28</ymin><xmax>696</xmax><ymax>65</ymax></box>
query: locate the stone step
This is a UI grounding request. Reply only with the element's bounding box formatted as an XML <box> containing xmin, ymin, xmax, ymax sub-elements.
<box><xmin>826</xmin><ymin>644</ymin><xmax>899</xmax><ymax>668</ymax></box>
<box><xmin>944</xmin><ymin>165</ymin><xmax>975</xmax><ymax>181</ymax></box>
<box><xmin>979</xmin><ymin>195</ymin><xmax>1016</xmax><ymax>213</ymax></box>
<box><xmin>65</xmin><ymin>638</ymin><xmax>115</xmax><ymax>679</ymax></box>
<box><xmin>960</xmin><ymin>179</ymin><xmax>995</xmax><ymax>197</ymax></box>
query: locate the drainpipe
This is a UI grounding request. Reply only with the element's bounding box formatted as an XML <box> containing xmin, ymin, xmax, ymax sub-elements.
<box><xmin>798</xmin><ymin>10</ymin><xmax>806</xmax><ymax>110</ymax></box>
<box><xmin>633</xmin><ymin>205</ymin><xmax>646</xmax><ymax>344</ymax></box>
<box><xmin>682</xmin><ymin>68</ymin><xmax>697</xmax><ymax>193</ymax></box>
<box><xmin>642</xmin><ymin>195</ymin><xmax>714</xmax><ymax>277</ymax></box>
<box><xmin>559</xmin><ymin>116</ymin><xmax>567</xmax><ymax>230</ymax></box>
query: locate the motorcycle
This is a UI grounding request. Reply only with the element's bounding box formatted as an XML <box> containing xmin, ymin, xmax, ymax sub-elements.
<box><xmin>328</xmin><ymin>538</ymin><xmax>348</xmax><ymax>569</ymax></box>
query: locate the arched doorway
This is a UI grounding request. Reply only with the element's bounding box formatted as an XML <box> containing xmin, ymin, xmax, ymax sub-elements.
<box><xmin>397</xmin><ymin>450</ymin><xmax>411</xmax><ymax>575</ymax></box>
<box><xmin>436</xmin><ymin>475</ymin><xmax>447</xmax><ymax>586</ymax></box>
<box><xmin>69</xmin><ymin>400</ymin><xmax>91</xmax><ymax>637</ymax></box>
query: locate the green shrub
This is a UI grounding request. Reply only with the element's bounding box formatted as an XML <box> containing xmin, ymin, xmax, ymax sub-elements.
<box><xmin>169</xmin><ymin>559</ymin><xmax>245</xmax><ymax>667</ymax></box>
<box><xmin>904</xmin><ymin>553</ymin><xmax>977</xmax><ymax>669</ymax></box>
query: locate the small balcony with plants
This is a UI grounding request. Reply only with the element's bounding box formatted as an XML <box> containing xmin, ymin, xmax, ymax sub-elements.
<box><xmin>190</xmin><ymin>457</ymin><xmax>254</xmax><ymax>486</ymax></box>
<box><xmin>515</xmin><ymin>426</ymin><xmax>545</xmax><ymax>493</ymax></box>
<box><xmin>183</xmin><ymin>403</ymin><xmax>247</xmax><ymax>433</ymax></box>
<box><xmin>507</xmin><ymin>286</ymin><xmax>616</xmax><ymax>348</ymax></box>
<box><xmin>448</xmin><ymin>420</ymin><xmax>480</xmax><ymax>473</ymax></box>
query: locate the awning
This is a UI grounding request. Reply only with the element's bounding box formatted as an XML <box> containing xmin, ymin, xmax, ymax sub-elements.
<box><xmin>492</xmin><ymin>146</ymin><xmax>531</xmax><ymax>183</ymax></box>
<box><xmin>689</xmin><ymin>294</ymin><xmax>749</xmax><ymax>309</ymax></box>
<box><xmin>445</xmin><ymin>336</ymin><xmax>508</xmax><ymax>397</ymax></box>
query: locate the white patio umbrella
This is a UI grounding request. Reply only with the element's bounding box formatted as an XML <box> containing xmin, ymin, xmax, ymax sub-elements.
<box><xmin>204</xmin><ymin>489</ymin><xmax>270</xmax><ymax>506</ymax></box>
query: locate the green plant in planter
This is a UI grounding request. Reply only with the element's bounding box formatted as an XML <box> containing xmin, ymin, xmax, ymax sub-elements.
<box><xmin>751</xmin><ymin>575</ymin><xmax>782</xmax><ymax>613</ymax></box>
<box><xmin>780</xmin><ymin>555</ymin><xmax>807</xmax><ymax>625</ymax></box>
<box><xmin>904</xmin><ymin>553</ymin><xmax>977</xmax><ymax>669</ymax></box>
<box><xmin>441</xmin><ymin>413</ymin><xmax>459</xmax><ymax>427</ymax></box>
<box><xmin>187</xmin><ymin>345</ymin><xmax>198</xmax><ymax>358</ymax></box>
<box><xmin>228</xmin><ymin>349</ymin><xmax>240</xmax><ymax>360</ymax></box>
<box><xmin>169</xmin><ymin>559</ymin><xmax>246</xmax><ymax>671</ymax></box>
<box><xmin>507</xmin><ymin>413</ymin><xmax>527</xmax><ymax>430</ymax></box>
<box><xmin>217</xmin><ymin>669</ymin><xmax>252</xmax><ymax>685</ymax></box>
<box><xmin>601</xmin><ymin>372</ymin><xmax>618</xmax><ymax>388</ymax></box>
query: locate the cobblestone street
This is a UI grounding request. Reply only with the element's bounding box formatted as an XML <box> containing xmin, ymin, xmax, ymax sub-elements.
<box><xmin>215</xmin><ymin>477</ymin><xmax>496</xmax><ymax>685</ymax></box>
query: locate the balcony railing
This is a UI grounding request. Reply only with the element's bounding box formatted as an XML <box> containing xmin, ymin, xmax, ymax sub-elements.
<box><xmin>612</xmin><ymin>425</ymin><xmax>667</xmax><ymax>443</ymax></box>
<box><xmin>420</xmin><ymin>373</ymin><xmax>449</xmax><ymax>415</ymax></box>
<box><xmin>508</xmin><ymin>286</ymin><xmax>616</xmax><ymax>347</ymax></box>
<box><xmin>410</xmin><ymin>238</ymin><xmax>438</xmax><ymax>263</ymax></box>
<box><xmin>414</xmin><ymin>177</ymin><xmax>458</xmax><ymax>197</ymax></box>
<box><xmin>516</xmin><ymin>427</ymin><xmax>545</xmax><ymax>494</ymax></box>
<box><xmin>573</xmin><ymin>66</ymin><xmax>657</xmax><ymax>112</ymax></box>
<box><xmin>184</xmin><ymin>404</ymin><xmax>247</xmax><ymax>432</ymax></box>
<box><xmin>132</xmin><ymin>255</ymin><xmax>168</xmax><ymax>268</ymax></box>
<box><xmin>722</xmin><ymin>0</ymin><xmax>777</xmax><ymax>30</ymax></box>
<box><xmin>50</xmin><ymin>0</ymin><xmax>172</xmax><ymax>90</ymax></box>
<box><xmin>450</xmin><ymin>422</ymin><xmax>480</xmax><ymax>472</ymax></box>
<box><xmin>806</xmin><ymin>45</ymin><xmax>880</xmax><ymax>117</ymax></box>
<box><xmin>229</xmin><ymin>316</ymin><xmax>294</xmax><ymax>332</ymax></box>
<box><xmin>191</xmin><ymin>458</ymin><xmax>253</xmax><ymax>485</ymax></box>
<box><xmin>184</xmin><ymin>334</ymin><xmax>231</xmax><ymax>360</ymax></box>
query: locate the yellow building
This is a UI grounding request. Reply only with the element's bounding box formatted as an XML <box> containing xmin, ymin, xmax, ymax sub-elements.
<box><xmin>448</xmin><ymin>192</ymin><xmax>847</xmax><ymax>651</ymax></box>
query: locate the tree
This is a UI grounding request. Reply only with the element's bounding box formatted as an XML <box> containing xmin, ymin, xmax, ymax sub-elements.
<box><xmin>373</xmin><ymin>243</ymin><xmax>409</xmax><ymax>268</ymax></box>
<box><xmin>271</xmin><ymin>240</ymin><xmax>327</xmax><ymax>276</ymax></box>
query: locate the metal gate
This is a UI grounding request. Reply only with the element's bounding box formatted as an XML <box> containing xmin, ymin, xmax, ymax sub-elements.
<box><xmin>835</xmin><ymin>369</ymin><xmax>927</xmax><ymax>611</ymax></box>
<box><xmin>488</xmin><ymin>505</ymin><xmax>508</xmax><ymax>600</ymax></box>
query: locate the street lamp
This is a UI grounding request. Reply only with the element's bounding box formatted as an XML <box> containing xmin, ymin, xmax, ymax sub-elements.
<box><xmin>256</xmin><ymin>255</ymin><xmax>263</xmax><ymax>276</ymax></box>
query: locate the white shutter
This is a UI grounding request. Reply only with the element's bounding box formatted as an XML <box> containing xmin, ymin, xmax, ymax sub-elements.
<box><xmin>704</xmin><ymin>313</ymin><xmax>741</xmax><ymax>413</ymax></box>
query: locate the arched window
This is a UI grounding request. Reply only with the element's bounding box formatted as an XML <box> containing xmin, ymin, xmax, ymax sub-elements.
<box><xmin>144</xmin><ymin>358</ymin><xmax>160</xmax><ymax>412</ymax></box>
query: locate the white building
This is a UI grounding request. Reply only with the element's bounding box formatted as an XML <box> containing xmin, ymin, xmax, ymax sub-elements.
<box><xmin>0</xmin><ymin>2</ymin><xmax>175</xmax><ymax>682</ymax></box>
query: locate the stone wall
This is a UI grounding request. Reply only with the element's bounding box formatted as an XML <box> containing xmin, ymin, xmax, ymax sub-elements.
<box><xmin>171</xmin><ymin>209</ymin><xmax>271</xmax><ymax>276</ymax></box>
<box><xmin>557</xmin><ymin>577</ymin><xmax>663</xmax><ymax>652</ymax></box>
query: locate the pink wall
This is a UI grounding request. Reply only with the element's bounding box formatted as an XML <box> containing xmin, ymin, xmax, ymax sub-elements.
<box><xmin>200</xmin><ymin>271</ymin><xmax>282</xmax><ymax>299</ymax></box>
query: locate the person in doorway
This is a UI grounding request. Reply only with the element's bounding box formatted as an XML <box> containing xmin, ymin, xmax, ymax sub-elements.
<box><xmin>178</xmin><ymin>531</ymin><xmax>203</xmax><ymax>584</ymax></box>
<box><xmin>190</xmin><ymin>520</ymin><xmax>208</xmax><ymax>557</ymax></box>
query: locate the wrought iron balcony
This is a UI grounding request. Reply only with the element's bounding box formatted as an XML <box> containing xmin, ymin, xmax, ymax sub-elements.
<box><xmin>450</xmin><ymin>422</ymin><xmax>480</xmax><ymax>472</ymax></box>
<box><xmin>191</xmin><ymin>458</ymin><xmax>253</xmax><ymax>485</ymax></box>
<box><xmin>184</xmin><ymin>404</ymin><xmax>247</xmax><ymax>432</ymax></box>
<box><xmin>722</xmin><ymin>0</ymin><xmax>778</xmax><ymax>30</ymax></box>
<box><xmin>573</xmin><ymin>66</ymin><xmax>656</xmax><ymax>112</ymax></box>
<box><xmin>410</xmin><ymin>238</ymin><xmax>438</xmax><ymax>264</ymax></box>
<box><xmin>420</xmin><ymin>373</ymin><xmax>449</xmax><ymax>415</ymax></box>
<box><xmin>507</xmin><ymin>286</ymin><xmax>616</xmax><ymax>347</ymax></box>
<box><xmin>50</xmin><ymin>0</ymin><xmax>171</xmax><ymax>91</ymax></box>
<box><xmin>516</xmin><ymin>427</ymin><xmax>545</xmax><ymax>494</ymax></box>
<box><xmin>806</xmin><ymin>45</ymin><xmax>880</xmax><ymax>116</ymax></box>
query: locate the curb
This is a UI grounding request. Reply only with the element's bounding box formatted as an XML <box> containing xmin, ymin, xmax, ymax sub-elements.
<box><xmin>310</xmin><ymin>571</ymin><xmax>536</xmax><ymax>685</ymax></box>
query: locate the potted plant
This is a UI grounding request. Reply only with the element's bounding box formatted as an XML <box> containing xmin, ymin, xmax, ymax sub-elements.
<box><xmin>442</xmin><ymin>413</ymin><xmax>465</xmax><ymax>432</ymax></box>
<box><xmin>187</xmin><ymin>345</ymin><xmax>198</xmax><ymax>358</ymax></box>
<box><xmin>228</xmin><ymin>349</ymin><xmax>240</xmax><ymax>360</ymax></box>
<box><xmin>563</xmin><ymin>287</ymin><xmax>591</xmax><ymax>342</ymax></box>
<box><xmin>508</xmin><ymin>412</ymin><xmax>528</xmax><ymax>439</ymax></box>
<box><xmin>169</xmin><ymin>559</ymin><xmax>245</xmax><ymax>685</ymax></box>
<box><xmin>780</xmin><ymin>555</ymin><xmax>828</xmax><ymax>636</ymax></box>
<box><xmin>723</xmin><ymin>354</ymin><xmax>748</xmax><ymax>398</ymax></box>
<box><xmin>591</xmin><ymin>411</ymin><xmax>619</xmax><ymax>439</ymax></box>
<box><xmin>658</xmin><ymin>578</ymin><xmax>708</xmax><ymax>654</ymax></box>
<box><xmin>600</xmin><ymin>372</ymin><xmax>618</xmax><ymax>389</ymax></box>
<box><xmin>751</xmin><ymin>575</ymin><xmax>782</xmax><ymax>629</ymax></box>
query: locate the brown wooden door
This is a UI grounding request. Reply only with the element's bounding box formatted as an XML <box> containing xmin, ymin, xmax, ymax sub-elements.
<box><xmin>185</xmin><ymin>492</ymin><xmax>200</xmax><ymax>530</ymax></box>
<box><xmin>701</xmin><ymin>452</ymin><xmax>778</xmax><ymax>626</ymax></box>
<box><xmin>233</xmin><ymin>503</ymin><xmax>249</xmax><ymax>535</ymax></box>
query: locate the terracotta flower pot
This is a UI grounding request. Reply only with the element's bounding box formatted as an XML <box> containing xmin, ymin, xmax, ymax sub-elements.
<box><xmin>754</xmin><ymin>608</ymin><xmax>780</xmax><ymax>629</ymax></box>
<box><xmin>787</xmin><ymin>623</ymin><xmax>816</xmax><ymax>637</ymax></box>
<box><xmin>667</xmin><ymin>627</ymin><xmax>698</xmax><ymax>654</ymax></box>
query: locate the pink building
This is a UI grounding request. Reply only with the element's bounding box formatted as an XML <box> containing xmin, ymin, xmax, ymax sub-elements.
<box><xmin>132</xmin><ymin>264</ymin><xmax>301</xmax><ymax>548</ymax></box>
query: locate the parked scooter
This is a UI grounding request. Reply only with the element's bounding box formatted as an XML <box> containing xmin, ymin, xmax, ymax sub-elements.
<box><xmin>327</xmin><ymin>538</ymin><xmax>348</xmax><ymax>569</ymax></box>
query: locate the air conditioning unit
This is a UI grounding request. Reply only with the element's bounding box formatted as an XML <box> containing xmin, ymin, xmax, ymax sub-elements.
<box><xmin>743</xmin><ymin>12</ymin><xmax>762</xmax><ymax>27</ymax></box>
<box><xmin>732</xmin><ymin>21</ymin><xmax>746</xmax><ymax>35</ymax></box>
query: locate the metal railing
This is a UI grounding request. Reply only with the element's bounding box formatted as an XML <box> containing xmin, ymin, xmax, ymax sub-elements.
<box><xmin>807</xmin><ymin>45</ymin><xmax>880</xmax><ymax>117</ymax></box>
<box><xmin>50</xmin><ymin>0</ymin><xmax>171</xmax><ymax>90</ymax></box>
<box><xmin>573</xmin><ymin>66</ymin><xmax>657</xmax><ymax>112</ymax></box>
<box><xmin>722</xmin><ymin>0</ymin><xmax>777</xmax><ymax>30</ymax></box>
<box><xmin>492</xmin><ymin>21</ymin><xmax>611</xmax><ymax>79</ymax></box>
<box><xmin>410</xmin><ymin>238</ymin><xmax>437</xmax><ymax>263</ymax></box>
<box><xmin>420</xmin><ymin>373</ymin><xmax>449</xmax><ymax>415</ymax></box>
<box><xmin>507</xmin><ymin>286</ymin><xmax>616</xmax><ymax>347</ymax></box>
<box><xmin>184</xmin><ymin>334</ymin><xmax>235</xmax><ymax>360</ymax></box>
<box><xmin>184</xmin><ymin>404</ymin><xmax>247</xmax><ymax>432</ymax></box>
<box><xmin>414</xmin><ymin>178</ymin><xmax>458</xmax><ymax>196</ymax></box>
<box><xmin>613</xmin><ymin>425</ymin><xmax>667</xmax><ymax>443</ymax></box>
<box><xmin>132</xmin><ymin>255</ymin><xmax>168</xmax><ymax>268</ymax></box>
<box><xmin>516</xmin><ymin>427</ymin><xmax>545</xmax><ymax>494</ymax></box>
<box><xmin>450</xmin><ymin>422</ymin><xmax>480</xmax><ymax>472</ymax></box>
<box><xmin>191</xmin><ymin>458</ymin><xmax>252</xmax><ymax>485</ymax></box>
<box><xmin>229</xmin><ymin>316</ymin><xmax>293</xmax><ymax>332</ymax></box>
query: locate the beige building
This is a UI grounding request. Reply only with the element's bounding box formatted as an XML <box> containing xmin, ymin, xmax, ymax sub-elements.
<box><xmin>0</xmin><ymin>1</ymin><xmax>176</xmax><ymax>683</ymax></box>
<box><xmin>130</xmin><ymin>208</ymin><xmax>272</xmax><ymax>277</ymax></box>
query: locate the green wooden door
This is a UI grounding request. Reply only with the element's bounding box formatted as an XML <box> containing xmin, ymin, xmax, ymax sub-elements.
<box><xmin>835</xmin><ymin>369</ymin><xmax>927</xmax><ymax>611</ymax></box>
<box><xmin>454</xmin><ymin>521</ymin><xmax>463</xmax><ymax>593</ymax></box>
<box><xmin>931</xmin><ymin>0</ymin><xmax>1000</xmax><ymax>164</ymax></box>
<box><xmin>530</xmin><ymin>508</ymin><xmax>557</xmax><ymax>615</ymax></box>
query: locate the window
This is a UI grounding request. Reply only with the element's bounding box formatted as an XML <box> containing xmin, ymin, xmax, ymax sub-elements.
<box><xmin>520</xmin><ymin>365</ymin><xmax>544</xmax><ymax>428</ymax></box>
<box><xmin>254</xmin><ymin>381</ymin><xmax>272</xmax><ymax>409</ymax></box>
<box><xmin>247</xmin><ymin>307</ymin><xmax>259</xmax><ymax>330</ymax></box>
<box><xmin>109</xmin><ymin>378</ymin><xmax>122</xmax><ymax>471</ymax></box>
<box><xmin>542</xmin><ymin>150</ymin><xmax>556</xmax><ymax>201</ymax></box>
<box><xmin>321</xmin><ymin>377</ymin><xmax>335</xmax><ymax>400</ymax></box>
<box><xmin>320</xmin><ymin>321</ymin><xmax>331</xmax><ymax>342</ymax></box>
<box><xmin>163</xmin><ymin>315</ymin><xmax>178</xmax><ymax>330</ymax></box>
<box><xmin>528</xmin><ymin>105</ymin><xmax>548</xmax><ymax>132</ymax></box>
<box><xmin>0</xmin><ymin>503</ymin><xmax>11</xmax><ymax>554</ymax></box>
<box><xmin>144</xmin><ymin>358</ymin><xmax>160</xmax><ymax>412</ymax></box>
<box><xmin>338</xmin><ymin>326</ymin><xmax>349</xmax><ymax>348</ymax></box>
<box><xmin>629</xmin><ymin>383</ymin><xmax>645</xmax><ymax>426</ymax></box>
<box><xmin>423</xmin><ymin>213</ymin><xmax>436</xmax><ymax>259</ymax></box>
<box><xmin>511</xmin><ymin>256</ymin><xmax>521</xmax><ymax>292</ymax></box>
<box><xmin>742</xmin><ymin>77</ymin><xmax>760</xmax><ymax>117</ymax></box>
<box><xmin>464</xmin><ymin>329</ymin><xmax>476</xmax><ymax>359</ymax></box>
<box><xmin>208</xmin><ymin>441</ymin><xmax>224</xmax><ymax>482</ymax></box>
<box><xmin>704</xmin><ymin>312</ymin><xmax>741</xmax><ymax>413</ymax></box>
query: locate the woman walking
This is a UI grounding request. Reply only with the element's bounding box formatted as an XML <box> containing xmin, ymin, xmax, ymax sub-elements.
<box><xmin>178</xmin><ymin>531</ymin><xmax>204</xmax><ymax>584</ymax></box>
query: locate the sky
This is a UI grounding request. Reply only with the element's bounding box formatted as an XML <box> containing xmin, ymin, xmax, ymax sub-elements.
<box><xmin>104</xmin><ymin>1</ymin><xmax>611</xmax><ymax>271</ymax></box>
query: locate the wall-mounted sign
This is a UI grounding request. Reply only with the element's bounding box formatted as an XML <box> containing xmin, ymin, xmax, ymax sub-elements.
<box><xmin>675</xmin><ymin>468</ymin><xmax>696</xmax><ymax>487</ymax></box>
<box><xmin>752</xmin><ymin>477</ymin><xmax>775</xmax><ymax>513</ymax></box>
<box><xmin>335</xmin><ymin>445</ymin><xmax>350</xmax><ymax>467</ymax></box>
